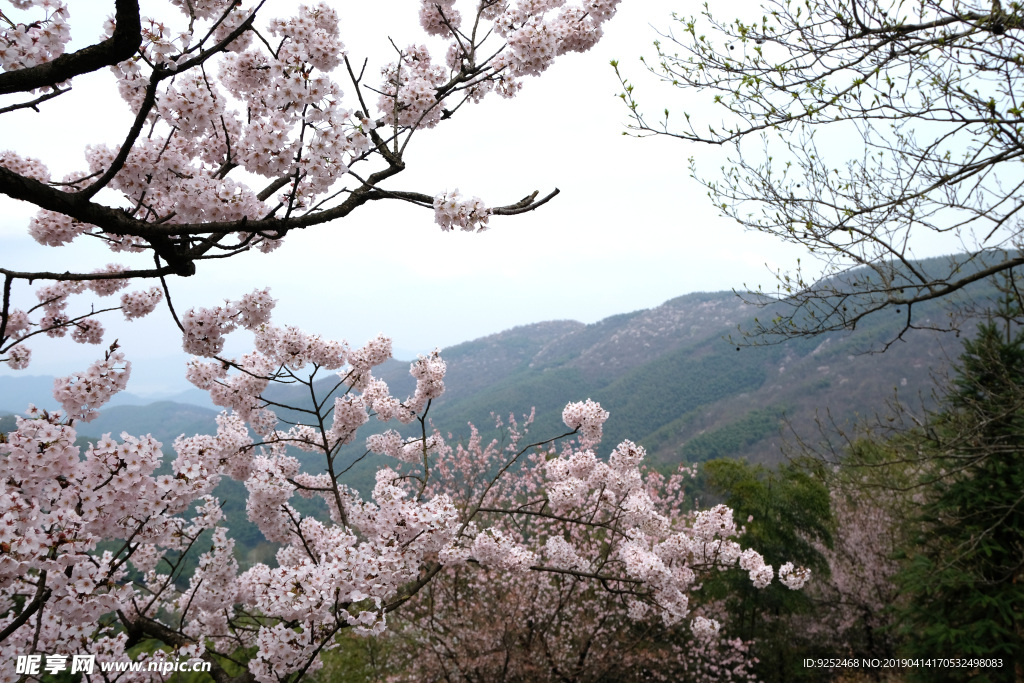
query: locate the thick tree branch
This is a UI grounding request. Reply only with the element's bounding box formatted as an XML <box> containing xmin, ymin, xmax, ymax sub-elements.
<box><xmin>0</xmin><ymin>266</ymin><xmax>176</xmax><ymax>282</ymax></box>
<box><xmin>123</xmin><ymin>614</ymin><xmax>255</xmax><ymax>683</ymax></box>
<box><xmin>0</xmin><ymin>576</ymin><xmax>50</xmax><ymax>645</ymax></box>
<box><xmin>0</xmin><ymin>0</ymin><xmax>142</xmax><ymax>96</ymax></box>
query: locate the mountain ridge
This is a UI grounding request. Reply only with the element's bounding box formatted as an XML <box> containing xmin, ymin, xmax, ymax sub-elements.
<box><xmin>2</xmin><ymin>253</ymin><xmax>998</xmax><ymax>494</ymax></box>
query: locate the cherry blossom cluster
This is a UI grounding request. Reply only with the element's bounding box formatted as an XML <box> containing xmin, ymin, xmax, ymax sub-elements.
<box><xmin>267</xmin><ymin>4</ymin><xmax>343</xmax><ymax>73</ymax></box>
<box><xmin>87</xmin><ymin>264</ymin><xmax>129</xmax><ymax>297</ymax></box>
<box><xmin>347</xmin><ymin>334</ymin><xmax>394</xmax><ymax>378</ymax></box>
<box><xmin>377</xmin><ymin>43</ymin><xmax>448</xmax><ymax>130</ymax></box>
<box><xmin>51</xmin><ymin>350</ymin><xmax>131</xmax><ymax>422</ymax></box>
<box><xmin>366</xmin><ymin>429</ymin><xmax>404</xmax><ymax>459</ymax></box>
<box><xmin>362</xmin><ymin>378</ymin><xmax>416</xmax><ymax>425</ymax></box>
<box><xmin>384</xmin><ymin>410</ymin><xmax>759</xmax><ymax>683</ymax></box>
<box><xmin>243</xmin><ymin>454</ymin><xmax>302</xmax><ymax>543</ymax></box>
<box><xmin>5</xmin><ymin>345</ymin><xmax>30</xmax><ymax>370</ymax></box>
<box><xmin>137</xmin><ymin>16</ymin><xmax>196</xmax><ymax>69</ymax></box>
<box><xmin>779</xmin><ymin>562</ymin><xmax>811</xmax><ymax>590</ymax></box>
<box><xmin>120</xmin><ymin>287</ymin><xmax>164</xmax><ymax>320</ymax></box>
<box><xmin>490</xmin><ymin>0</ymin><xmax>620</xmax><ymax>77</ymax></box>
<box><xmin>408</xmin><ymin>349</ymin><xmax>446</xmax><ymax>407</ymax></box>
<box><xmin>542</xmin><ymin>534</ymin><xmax>588</xmax><ymax>571</ymax></box>
<box><xmin>1</xmin><ymin>309</ymin><xmax>29</xmax><ymax>340</ymax></box>
<box><xmin>739</xmin><ymin>548</ymin><xmax>775</xmax><ymax>589</ymax></box>
<box><xmin>0</xmin><ymin>150</ymin><xmax>48</xmax><ymax>182</ymax></box>
<box><xmin>470</xmin><ymin>527</ymin><xmax>538</xmax><ymax>571</ymax></box>
<box><xmin>691</xmin><ymin>616</ymin><xmax>722</xmax><ymax>639</ymax></box>
<box><xmin>27</xmin><ymin>209</ymin><xmax>88</xmax><ymax>248</ymax></box>
<box><xmin>419</xmin><ymin>0</ymin><xmax>460</xmax><ymax>37</ymax></box>
<box><xmin>69</xmin><ymin>318</ymin><xmax>103</xmax><ymax>345</ymax></box>
<box><xmin>0</xmin><ymin>0</ymin><xmax>70</xmax><ymax>76</ymax></box>
<box><xmin>181</xmin><ymin>288</ymin><xmax>276</xmax><ymax>356</ymax></box>
<box><xmin>561</xmin><ymin>398</ymin><xmax>610</xmax><ymax>446</ymax></box>
<box><xmin>248</xmin><ymin>622</ymin><xmax>329</xmax><ymax>683</ymax></box>
<box><xmin>433</xmin><ymin>189</ymin><xmax>491</xmax><ymax>232</ymax></box>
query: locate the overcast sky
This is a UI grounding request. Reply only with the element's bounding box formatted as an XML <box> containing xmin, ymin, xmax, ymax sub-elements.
<box><xmin>0</xmin><ymin>0</ymin><xmax>961</xmax><ymax>394</ymax></box>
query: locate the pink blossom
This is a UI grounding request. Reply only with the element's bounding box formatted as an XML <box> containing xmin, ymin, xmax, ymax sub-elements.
<box><xmin>52</xmin><ymin>352</ymin><xmax>131</xmax><ymax>422</ymax></box>
<box><xmin>120</xmin><ymin>287</ymin><xmax>164</xmax><ymax>320</ymax></box>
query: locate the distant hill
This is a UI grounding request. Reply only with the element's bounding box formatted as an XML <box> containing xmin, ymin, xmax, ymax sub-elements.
<box><xmin>82</xmin><ymin>401</ymin><xmax>221</xmax><ymax>446</ymax></box>
<box><xmin>277</xmin><ymin>273</ymin><xmax>983</xmax><ymax>494</ymax></box>
<box><xmin>385</xmin><ymin>289</ymin><xmax>962</xmax><ymax>468</ymax></box>
<box><xmin>1</xmin><ymin>401</ymin><xmax>222</xmax><ymax>450</ymax></box>
<box><xmin>0</xmin><ymin>375</ymin><xmax>217</xmax><ymax>414</ymax></box>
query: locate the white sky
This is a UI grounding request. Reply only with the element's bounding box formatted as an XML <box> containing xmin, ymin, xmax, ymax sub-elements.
<box><xmin>0</xmin><ymin>0</ymin><xmax>960</xmax><ymax>393</ymax></box>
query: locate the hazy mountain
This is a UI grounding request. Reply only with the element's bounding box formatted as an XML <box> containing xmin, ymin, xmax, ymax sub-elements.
<box><xmin>391</xmin><ymin>290</ymin><xmax>958</xmax><ymax>467</ymax></box>
<box><xmin>80</xmin><ymin>401</ymin><xmax>220</xmax><ymax>445</ymax></box>
<box><xmin>0</xmin><ymin>375</ymin><xmax>217</xmax><ymax>414</ymax></box>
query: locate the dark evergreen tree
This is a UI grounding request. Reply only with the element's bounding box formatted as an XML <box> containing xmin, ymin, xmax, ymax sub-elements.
<box><xmin>896</xmin><ymin>293</ymin><xmax>1024</xmax><ymax>682</ymax></box>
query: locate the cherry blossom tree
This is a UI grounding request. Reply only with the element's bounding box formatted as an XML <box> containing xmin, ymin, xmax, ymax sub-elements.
<box><xmin>383</xmin><ymin>446</ymin><xmax>759</xmax><ymax>683</ymax></box>
<box><xmin>0</xmin><ymin>1</ymin><xmax>810</xmax><ymax>681</ymax></box>
<box><xmin>808</xmin><ymin>486</ymin><xmax>902</xmax><ymax>662</ymax></box>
